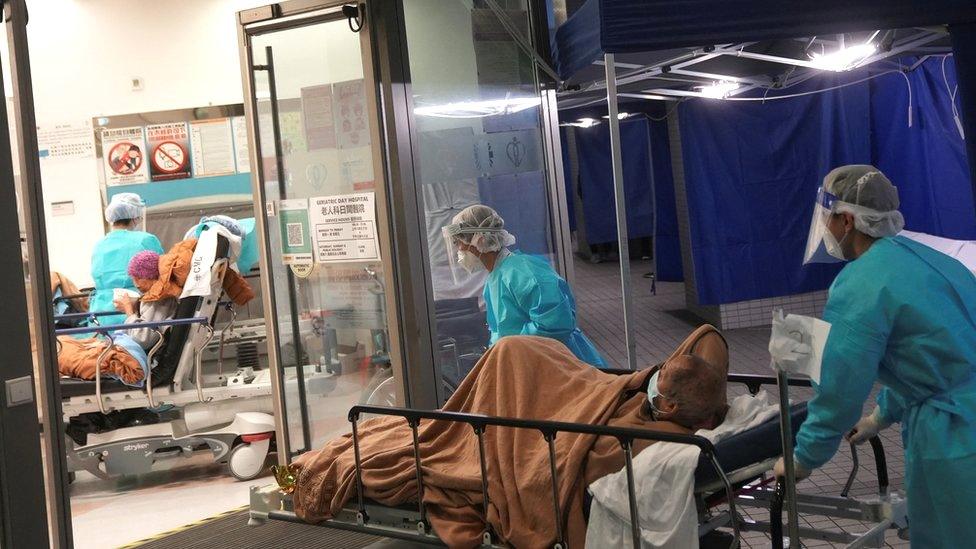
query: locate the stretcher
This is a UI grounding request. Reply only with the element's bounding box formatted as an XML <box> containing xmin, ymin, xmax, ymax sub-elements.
<box><xmin>55</xmin><ymin>233</ymin><xmax>276</xmax><ymax>481</ymax></box>
<box><xmin>249</xmin><ymin>372</ymin><xmax>907</xmax><ymax>548</ymax></box>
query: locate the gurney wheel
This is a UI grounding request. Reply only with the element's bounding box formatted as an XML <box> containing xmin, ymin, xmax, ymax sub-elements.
<box><xmin>228</xmin><ymin>439</ymin><xmax>270</xmax><ymax>481</ymax></box>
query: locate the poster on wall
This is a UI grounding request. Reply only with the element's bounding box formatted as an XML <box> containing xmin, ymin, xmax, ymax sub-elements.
<box><xmin>279</xmin><ymin>111</ymin><xmax>307</xmax><ymax>155</ymax></box>
<box><xmin>310</xmin><ymin>192</ymin><xmax>380</xmax><ymax>263</ymax></box>
<box><xmin>101</xmin><ymin>126</ymin><xmax>150</xmax><ymax>185</ymax></box>
<box><xmin>340</xmin><ymin>147</ymin><xmax>374</xmax><ymax>190</ymax></box>
<box><xmin>37</xmin><ymin>120</ymin><xmax>95</xmax><ymax>162</ymax></box>
<box><xmin>301</xmin><ymin>84</ymin><xmax>337</xmax><ymax>150</ymax></box>
<box><xmin>231</xmin><ymin>116</ymin><xmax>251</xmax><ymax>173</ymax></box>
<box><xmin>189</xmin><ymin>118</ymin><xmax>236</xmax><ymax>177</ymax></box>
<box><xmin>146</xmin><ymin>122</ymin><xmax>191</xmax><ymax>181</ymax></box>
<box><xmin>279</xmin><ymin>198</ymin><xmax>314</xmax><ymax>272</ymax></box>
<box><xmin>334</xmin><ymin>79</ymin><xmax>369</xmax><ymax>149</ymax></box>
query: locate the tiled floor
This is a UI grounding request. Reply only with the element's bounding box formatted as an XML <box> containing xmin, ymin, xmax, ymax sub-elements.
<box><xmin>574</xmin><ymin>258</ymin><xmax>910</xmax><ymax>548</ymax></box>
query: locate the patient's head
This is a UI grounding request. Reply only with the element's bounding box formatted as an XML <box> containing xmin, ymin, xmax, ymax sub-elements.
<box><xmin>651</xmin><ymin>354</ymin><xmax>728</xmax><ymax>430</ymax></box>
<box><xmin>128</xmin><ymin>250</ymin><xmax>160</xmax><ymax>293</ymax></box>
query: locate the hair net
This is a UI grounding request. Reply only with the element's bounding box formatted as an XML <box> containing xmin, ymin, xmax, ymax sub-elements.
<box><xmin>822</xmin><ymin>165</ymin><xmax>905</xmax><ymax>238</ymax></box>
<box><xmin>660</xmin><ymin>354</ymin><xmax>728</xmax><ymax>429</ymax></box>
<box><xmin>449</xmin><ymin>205</ymin><xmax>516</xmax><ymax>253</ymax></box>
<box><xmin>127</xmin><ymin>250</ymin><xmax>160</xmax><ymax>281</ymax></box>
<box><xmin>104</xmin><ymin>193</ymin><xmax>146</xmax><ymax>223</ymax></box>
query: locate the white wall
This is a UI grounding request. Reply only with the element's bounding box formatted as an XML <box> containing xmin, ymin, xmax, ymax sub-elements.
<box><xmin>26</xmin><ymin>0</ymin><xmax>265</xmax><ymax>285</ymax></box>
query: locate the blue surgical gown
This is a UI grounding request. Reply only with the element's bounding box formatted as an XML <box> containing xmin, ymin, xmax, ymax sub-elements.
<box><xmin>89</xmin><ymin>229</ymin><xmax>164</xmax><ymax>326</ymax></box>
<box><xmin>484</xmin><ymin>251</ymin><xmax>607</xmax><ymax>368</ymax></box>
<box><xmin>794</xmin><ymin>236</ymin><xmax>976</xmax><ymax>548</ymax></box>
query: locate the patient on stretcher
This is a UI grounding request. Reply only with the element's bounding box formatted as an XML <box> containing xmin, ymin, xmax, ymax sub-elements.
<box><xmin>280</xmin><ymin>325</ymin><xmax>728</xmax><ymax>549</ymax></box>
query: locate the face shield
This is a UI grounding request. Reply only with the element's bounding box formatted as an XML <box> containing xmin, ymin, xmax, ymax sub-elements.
<box><xmin>442</xmin><ymin>223</ymin><xmax>473</xmax><ymax>284</ymax></box>
<box><xmin>802</xmin><ymin>186</ymin><xmax>843</xmax><ymax>265</ymax></box>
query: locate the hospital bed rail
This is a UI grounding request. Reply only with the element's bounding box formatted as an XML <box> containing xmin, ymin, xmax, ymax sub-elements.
<box><xmin>55</xmin><ymin>317</ymin><xmax>208</xmax><ymax>413</ymax></box>
<box><xmin>267</xmin><ymin>404</ymin><xmax>741</xmax><ymax>549</ymax></box>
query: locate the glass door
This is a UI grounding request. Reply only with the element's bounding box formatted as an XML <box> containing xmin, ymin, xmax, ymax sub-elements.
<box><xmin>239</xmin><ymin>4</ymin><xmax>402</xmax><ymax>458</ymax></box>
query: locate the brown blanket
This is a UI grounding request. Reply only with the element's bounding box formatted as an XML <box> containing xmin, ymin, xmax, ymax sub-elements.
<box><xmin>142</xmin><ymin>238</ymin><xmax>254</xmax><ymax>306</ymax></box>
<box><xmin>292</xmin><ymin>325</ymin><xmax>727</xmax><ymax>548</ymax></box>
<box><xmin>51</xmin><ymin>272</ymin><xmax>89</xmax><ymax>312</ymax></box>
<box><xmin>57</xmin><ymin>336</ymin><xmax>144</xmax><ymax>385</ymax></box>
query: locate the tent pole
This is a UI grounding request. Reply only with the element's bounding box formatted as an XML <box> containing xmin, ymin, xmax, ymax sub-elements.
<box><xmin>604</xmin><ymin>53</ymin><xmax>637</xmax><ymax>370</ymax></box>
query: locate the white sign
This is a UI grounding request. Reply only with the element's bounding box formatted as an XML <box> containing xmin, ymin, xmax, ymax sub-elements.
<box><xmin>37</xmin><ymin>121</ymin><xmax>95</xmax><ymax>162</ymax></box>
<box><xmin>189</xmin><ymin>118</ymin><xmax>236</xmax><ymax>177</ymax></box>
<box><xmin>50</xmin><ymin>201</ymin><xmax>75</xmax><ymax>217</ymax></box>
<box><xmin>101</xmin><ymin>126</ymin><xmax>150</xmax><ymax>185</ymax></box>
<box><xmin>232</xmin><ymin>116</ymin><xmax>251</xmax><ymax>173</ymax></box>
<box><xmin>310</xmin><ymin>192</ymin><xmax>380</xmax><ymax>264</ymax></box>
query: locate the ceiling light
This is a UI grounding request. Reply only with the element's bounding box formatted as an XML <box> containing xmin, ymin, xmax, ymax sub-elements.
<box><xmin>559</xmin><ymin>117</ymin><xmax>600</xmax><ymax>128</ymax></box>
<box><xmin>413</xmin><ymin>96</ymin><xmax>541</xmax><ymax>119</ymax></box>
<box><xmin>809</xmin><ymin>42</ymin><xmax>878</xmax><ymax>72</ymax></box>
<box><xmin>697</xmin><ymin>82</ymin><xmax>740</xmax><ymax>99</ymax></box>
<box><xmin>601</xmin><ymin>112</ymin><xmax>631</xmax><ymax>120</ymax></box>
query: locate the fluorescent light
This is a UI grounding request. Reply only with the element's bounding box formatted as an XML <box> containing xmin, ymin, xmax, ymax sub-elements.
<box><xmin>559</xmin><ymin>117</ymin><xmax>600</xmax><ymax>128</ymax></box>
<box><xmin>413</xmin><ymin>96</ymin><xmax>541</xmax><ymax>119</ymax></box>
<box><xmin>601</xmin><ymin>112</ymin><xmax>631</xmax><ymax>120</ymax></box>
<box><xmin>809</xmin><ymin>42</ymin><xmax>878</xmax><ymax>72</ymax></box>
<box><xmin>697</xmin><ymin>82</ymin><xmax>740</xmax><ymax>99</ymax></box>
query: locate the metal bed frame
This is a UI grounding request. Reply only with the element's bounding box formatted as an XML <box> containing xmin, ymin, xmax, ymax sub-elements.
<box><xmin>249</xmin><ymin>372</ymin><xmax>907</xmax><ymax>548</ymax></box>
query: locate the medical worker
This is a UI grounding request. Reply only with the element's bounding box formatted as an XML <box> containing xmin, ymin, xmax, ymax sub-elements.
<box><xmin>90</xmin><ymin>193</ymin><xmax>163</xmax><ymax>325</ymax></box>
<box><xmin>773</xmin><ymin>165</ymin><xmax>976</xmax><ymax>547</ymax></box>
<box><xmin>444</xmin><ymin>205</ymin><xmax>607</xmax><ymax>367</ymax></box>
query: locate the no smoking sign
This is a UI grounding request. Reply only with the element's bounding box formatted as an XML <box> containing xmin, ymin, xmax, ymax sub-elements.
<box><xmin>152</xmin><ymin>141</ymin><xmax>187</xmax><ymax>173</ymax></box>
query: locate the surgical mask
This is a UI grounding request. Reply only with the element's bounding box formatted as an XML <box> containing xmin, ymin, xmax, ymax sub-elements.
<box><xmin>823</xmin><ymin>228</ymin><xmax>850</xmax><ymax>261</ymax></box>
<box><xmin>457</xmin><ymin>250</ymin><xmax>484</xmax><ymax>274</ymax></box>
<box><xmin>647</xmin><ymin>370</ymin><xmax>667</xmax><ymax>416</ymax></box>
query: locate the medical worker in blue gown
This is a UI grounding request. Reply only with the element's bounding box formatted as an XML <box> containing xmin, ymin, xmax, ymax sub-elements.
<box><xmin>773</xmin><ymin>166</ymin><xmax>976</xmax><ymax>547</ymax></box>
<box><xmin>443</xmin><ymin>205</ymin><xmax>607</xmax><ymax>368</ymax></box>
<box><xmin>90</xmin><ymin>193</ymin><xmax>163</xmax><ymax>325</ymax></box>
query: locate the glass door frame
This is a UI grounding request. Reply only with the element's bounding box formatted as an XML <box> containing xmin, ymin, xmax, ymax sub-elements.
<box><xmin>236</xmin><ymin>1</ymin><xmax>408</xmax><ymax>460</ymax></box>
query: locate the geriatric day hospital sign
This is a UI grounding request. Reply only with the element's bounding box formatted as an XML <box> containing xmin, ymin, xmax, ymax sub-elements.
<box><xmin>309</xmin><ymin>192</ymin><xmax>380</xmax><ymax>264</ymax></box>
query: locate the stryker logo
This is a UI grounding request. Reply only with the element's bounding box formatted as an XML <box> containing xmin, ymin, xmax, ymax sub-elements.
<box><xmin>123</xmin><ymin>443</ymin><xmax>150</xmax><ymax>452</ymax></box>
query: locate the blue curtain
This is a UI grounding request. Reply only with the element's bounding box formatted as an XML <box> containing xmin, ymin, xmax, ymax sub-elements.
<box><xmin>576</xmin><ymin>117</ymin><xmax>654</xmax><ymax>244</ymax></box>
<box><xmin>560</xmin><ymin>127</ymin><xmax>577</xmax><ymax>231</ymax></box>
<box><xmin>648</xmin><ymin>117</ymin><xmax>683</xmax><ymax>281</ymax></box>
<box><xmin>871</xmin><ymin>56</ymin><xmax>976</xmax><ymax>239</ymax></box>
<box><xmin>478</xmin><ymin>171</ymin><xmax>551</xmax><ymax>255</ymax></box>
<box><xmin>679</xmin><ymin>74</ymin><xmax>870</xmax><ymax>305</ymax></box>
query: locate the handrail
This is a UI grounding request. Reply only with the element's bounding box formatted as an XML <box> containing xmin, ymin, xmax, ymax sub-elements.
<box><xmin>144</xmin><ymin>328</ymin><xmax>166</xmax><ymax>408</ymax></box>
<box><xmin>55</xmin><ymin>317</ymin><xmax>208</xmax><ymax>337</ymax></box>
<box><xmin>346</xmin><ymin>404</ymin><xmax>739</xmax><ymax>549</ymax></box>
<box><xmin>54</xmin><ymin>310</ymin><xmax>122</xmax><ymax>322</ymax></box>
<box><xmin>195</xmin><ymin>325</ymin><xmax>216</xmax><ymax>404</ymax></box>
<box><xmin>52</xmin><ymin>290</ymin><xmax>92</xmax><ymax>304</ymax></box>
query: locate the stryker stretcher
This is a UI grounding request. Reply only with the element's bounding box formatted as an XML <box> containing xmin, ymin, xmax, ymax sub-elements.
<box><xmin>249</xmin><ymin>372</ymin><xmax>907</xmax><ymax>548</ymax></box>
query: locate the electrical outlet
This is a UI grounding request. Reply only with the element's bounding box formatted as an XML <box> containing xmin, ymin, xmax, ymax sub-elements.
<box><xmin>131</xmin><ymin>76</ymin><xmax>144</xmax><ymax>91</ymax></box>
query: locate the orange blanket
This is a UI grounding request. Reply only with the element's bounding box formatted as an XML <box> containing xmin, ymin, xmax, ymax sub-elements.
<box><xmin>292</xmin><ymin>325</ymin><xmax>727</xmax><ymax>548</ymax></box>
<box><xmin>57</xmin><ymin>336</ymin><xmax>144</xmax><ymax>385</ymax></box>
<box><xmin>142</xmin><ymin>238</ymin><xmax>254</xmax><ymax>306</ymax></box>
<box><xmin>51</xmin><ymin>272</ymin><xmax>89</xmax><ymax>312</ymax></box>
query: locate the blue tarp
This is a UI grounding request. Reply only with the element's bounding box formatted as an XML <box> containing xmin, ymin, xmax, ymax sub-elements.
<box><xmin>553</xmin><ymin>0</ymin><xmax>976</xmax><ymax>79</ymax></box>
<box><xmin>872</xmin><ymin>57</ymin><xmax>976</xmax><ymax>240</ymax></box>
<box><xmin>571</xmin><ymin>116</ymin><xmax>684</xmax><ymax>281</ymax></box>
<box><xmin>678</xmin><ymin>60</ymin><xmax>974</xmax><ymax>304</ymax></box>
<box><xmin>679</xmin><ymin>73</ymin><xmax>868</xmax><ymax>304</ymax></box>
<box><xmin>576</xmin><ymin>117</ymin><xmax>654</xmax><ymax>244</ymax></box>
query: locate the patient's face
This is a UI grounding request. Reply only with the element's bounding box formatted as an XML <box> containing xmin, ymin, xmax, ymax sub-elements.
<box><xmin>133</xmin><ymin>277</ymin><xmax>154</xmax><ymax>293</ymax></box>
<box><xmin>654</xmin><ymin>355</ymin><xmax>727</xmax><ymax>430</ymax></box>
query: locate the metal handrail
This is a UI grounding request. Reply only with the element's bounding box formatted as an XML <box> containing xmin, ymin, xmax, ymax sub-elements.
<box><xmin>55</xmin><ymin>317</ymin><xmax>209</xmax><ymax>414</ymax></box>
<box><xmin>194</xmin><ymin>325</ymin><xmax>216</xmax><ymax>403</ymax></box>
<box><xmin>144</xmin><ymin>328</ymin><xmax>165</xmax><ymax>408</ymax></box>
<box><xmin>345</xmin><ymin>404</ymin><xmax>740</xmax><ymax>549</ymax></box>
<box><xmin>53</xmin><ymin>310</ymin><xmax>123</xmax><ymax>322</ymax></box>
<box><xmin>216</xmin><ymin>302</ymin><xmax>238</xmax><ymax>376</ymax></box>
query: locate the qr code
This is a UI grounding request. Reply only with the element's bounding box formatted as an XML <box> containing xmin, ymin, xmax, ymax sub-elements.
<box><xmin>286</xmin><ymin>223</ymin><xmax>304</xmax><ymax>247</ymax></box>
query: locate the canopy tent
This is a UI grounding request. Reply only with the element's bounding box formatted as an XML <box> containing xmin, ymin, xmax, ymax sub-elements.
<box><xmin>550</xmin><ymin>0</ymin><xmax>976</xmax><ymax>375</ymax></box>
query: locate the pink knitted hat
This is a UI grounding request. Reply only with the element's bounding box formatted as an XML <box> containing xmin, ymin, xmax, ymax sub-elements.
<box><xmin>128</xmin><ymin>250</ymin><xmax>160</xmax><ymax>281</ymax></box>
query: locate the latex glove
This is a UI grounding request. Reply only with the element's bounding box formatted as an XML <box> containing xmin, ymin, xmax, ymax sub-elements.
<box><xmin>773</xmin><ymin>455</ymin><xmax>811</xmax><ymax>481</ymax></box>
<box><xmin>845</xmin><ymin>408</ymin><xmax>889</xmax><ymax>445</ymax></box>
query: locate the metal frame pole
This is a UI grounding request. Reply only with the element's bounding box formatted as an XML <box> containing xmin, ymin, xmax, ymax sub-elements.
<box><xmin>775</xmin><ymin>366</ymin><xmax>802</xmax><ymax>546</ymax></box>
<box><xmin>604</xmin><ymin>53</ymin><xmax>637</xmax><ymax>370</ymax></box>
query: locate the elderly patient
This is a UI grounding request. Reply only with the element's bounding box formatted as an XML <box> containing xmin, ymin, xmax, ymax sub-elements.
<box><xmin>281</xmin><ymin>325</ymin><xmax>728</xmax><ymax>549</ymax></box>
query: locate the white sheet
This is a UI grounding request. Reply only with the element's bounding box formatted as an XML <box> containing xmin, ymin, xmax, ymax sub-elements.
<box><xmin>901</xmin><ymin>230</ymin><xmax>976</xmax><ymax>275</ymax></box>
<box><xmin>585</xmin><ymin>391</ymin><xmax>780</xmax><ymax>549</ymax></box>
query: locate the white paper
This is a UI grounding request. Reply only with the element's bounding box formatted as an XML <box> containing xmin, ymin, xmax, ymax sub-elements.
<box><xmin>232</xmin><ymin>116</ymin><xmax>251</xmax><ymax>173</ymax></box>
<box><xmin>769</xmin><ymin>310</ymin><xmax>831</xmax><ymax>384</ymax></box>
<box><xmin>189</xmin><ymin>118</ymin><xmax>236</xmax><ymax>177</ymax></box>
<box><xmin>181</xmin><ymin>228</ymin><xmax>219</xmax><ymax>299</ymax></box>
<box><xmin>101</xmin><ymin>126</ymin><xmax>150</xmax><ymax>185</ymax></box>
<box><xmin>309</xmin><ymin>192</ymin><xmax>380</xmax><ymax>264</ymax></box>
<box><xmin>37</xmin><ymin>121</ymin><xmax>95</xmax><ymax>162</ymax></box>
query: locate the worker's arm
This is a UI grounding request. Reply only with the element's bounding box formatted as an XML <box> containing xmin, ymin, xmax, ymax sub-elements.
<box><xmin>875</xmin><ymin>387</ymin><xmax>907</xmax><ymax>425</ymax></box>
<box><xmin>794</xmin><ymin>271</ymin><xmax>891</xmax><ymax>470</ymax></box>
